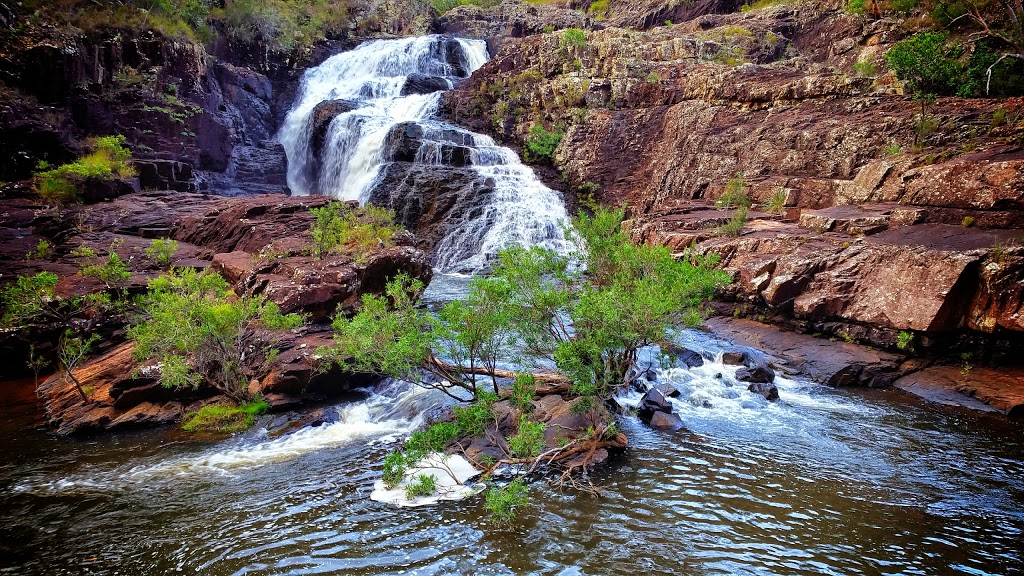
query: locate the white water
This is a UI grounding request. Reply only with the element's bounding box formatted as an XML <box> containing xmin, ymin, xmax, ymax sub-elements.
<box><xmin>277</xmin><ymin>35</ymin><xmax>574</xmax><ymax>272</ymax></box>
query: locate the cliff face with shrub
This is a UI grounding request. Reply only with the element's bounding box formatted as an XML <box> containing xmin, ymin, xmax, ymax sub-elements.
<box><xmin>441</xmin><ymin>0</ymin><xmax>1024</xmax><ymax>362</ymax></box>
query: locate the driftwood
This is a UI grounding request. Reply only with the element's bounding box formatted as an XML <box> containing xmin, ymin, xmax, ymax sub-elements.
<box><xmin>428</xmin><ymin>357</ymin><xmax>573</xmax><ymax>394</ymax></box>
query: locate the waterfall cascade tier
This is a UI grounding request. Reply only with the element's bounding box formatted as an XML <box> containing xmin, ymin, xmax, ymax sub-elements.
<box><xmin>277</xmin><ymin>35</ymin><xmax>574</xmax><ymax>273</ymax></box>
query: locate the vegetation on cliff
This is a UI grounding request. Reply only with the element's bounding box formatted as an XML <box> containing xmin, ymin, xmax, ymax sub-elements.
<box><xmin>33</xmin><ymin>135</ymin><xmax>136</xmax><ymax>204</ymax></box>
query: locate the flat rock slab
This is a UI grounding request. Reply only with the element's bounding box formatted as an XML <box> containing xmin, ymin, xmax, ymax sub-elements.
<box><xmin>894</xmin><ymin>366</ymin><xmax>1024</xmax><ymax>417</ymax></box>
<box><xmin>704</xmin><ymin>317</ymin><xmax>905</xmax><ymax>388</ymax></box>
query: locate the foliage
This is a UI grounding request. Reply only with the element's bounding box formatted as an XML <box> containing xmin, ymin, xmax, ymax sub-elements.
<box><xmin>25</xmin><ymin>239</ymin><xmax>55</xmax><ymax>260</ymax></box>
<box><xmin>644</xmin><ymin>71</ymin><xmax>661</xmax><ymax>83</ymax></box>
<box><xmin>382</xmin><ymin>452</ymin><xmax>408</xmax><ymax>489</ymax></box>
<box><xmin>719</xmin><ymin>206</ymin><xmax>749</xmax><ymax>237</ymax></box>
<box><xmin>454</xmin><ymin>391</ymin><xmax>498</xmax><ymax>435</ymax></box>
<box><xmin>510</xmin><ymin>373</ymin><xmax>536</xmax><ymax>412</ymax></box>
<box><xmin>146</xmin><ymin>238</ymin><xmax>179</xmax><ymax>268</ymax></box>
<box><xmin>896</xmin><ymin>331</ymin><xmax>914</xmax><ymax>350</ymax></box>
<box><xmin>885</xmin><ymin>32</ymin><xmax>965</xmax><ymax>98</ymax></box>
<box><xmin>509</xmin><ymin>416</ymin><xmax>546</xmax><ymax>458</ymax></box>
<box><xmin>0</xmin><ymin>272</ymin><xmax>59</xmax><ymax>328</ymax></box>
<box><xmin>429</xmin><ymin>0</ymin><xmax>501</xmax><ymax>14</ymax></box>
<box><xmin>853</xmin><ymin>61</ymin><xmax>877</xmax><ymax>77</ymax></box>
<box><xmin>765</xmin><ymin>187</ymin><xmax>787</xmax><ymax>215</ymax></box>
<box><xmin>962</xmin><ymin>215</ymin><xmax>976</xmax><ymax>227</ymax></box>
<box><xmin>484</xmin><ymin>479</ymin><xmax>529</xmax><ymax>524</ymax></box>
<box><xmin>181</xmin><ymin>400</ymin><xmax>269</xmax><ymax>433</ymax></box>
<box><xmin>405</xmin><ymin>474</ymin><xmax>438</xmax><ymax>498</ymax></box>
<box><xmin>80</xmin><ymin>244</ymin><xmax>131</xmax><ymax>288</ymax></box>
<box><xmin>128</xmin><ymin>267</ymin><xmax>301</xmax><ymax>401</ymax></box>
<box><xmin>33</xmin><ymin>135</ymin><xmax>135</xmax><ymax>204</ymax></box>
<box><xmin>715</xmin><ymin>173</ymin><xmax>751</xmax><ymax>208</ymax></box>
<box><xmin>560</xmin><ymin>28</ymin><xmax>587</xmax><ymax>50</ymax></box>
<box><xmin>58</xmin><ymin>330</ymin><xmax>101</xmax><ymax>402</ymax></box>
<box><xmin>741</xmin><ymin>0</ymin><xmax>791</xmax><ymax>11</ymax></box>
<box><xmin>310</xmin><ymin>202</ymin><xmax>401</xmax><ymax>261</ymax></box>
<box><xmin>884</xmin><ymin>142</ymin><xmax>903</xmax><ymax>155</ymax></box>
<box><xmin>523</xmin><ymin>124</ymin><xmax>565</xmax><ymax>163</ymax></box>
<box><xmin>327</xmin><ymin>207</ymin><xmax>729</xmax><ymax>404</ymax></box>
<box><xmin>845</xmin><ymin>0</ymin><xmax>865</xmax><ymax>14</ymax></box>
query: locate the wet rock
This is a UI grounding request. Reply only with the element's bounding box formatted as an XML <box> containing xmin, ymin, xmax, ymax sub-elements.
<box><xmin>648</xmin><ymin>411</ymin><xmax>685</xmax><ymax>432</ymax></box>
<box><xmin>736</xmin><ymin>366</ymin><xmax>775</xmax><ymax>384</ymax></box>
<box><xmin>655</xmin><ymin>382</ymin><xmax>681</xmax><ymax>399</ymax></box>
<box><xmin>310</xmin><ymin>99</ymin><xmax>360</xmax><ymax>160</ymax></box>
<box><xmin>637</xmin><ymin>388</ymin><xmax>673</xmax><ymax>424</ymax></box>
<box><xmin>747</xmin><ymin>381</ymin><xmax>780</xmax><ymax>402</ymax></box>
<box><xmin>401</xmin><ymin>73</ymin><xmax>450</xmax><ymax>95</ymax></box>
<box><xmin>663</xmin><ymin>342</ymin><xmax>704</xmax><ymax>368</ymax></box>
<box><xmin>722</xmin><ymin>351</ymin><xmax>747</xmax><ymax>366</ymax></box>
<box><xmin>894</xmin><ymin>366</ymin><xmax>1024</xmax><ymax>417</ymax></box>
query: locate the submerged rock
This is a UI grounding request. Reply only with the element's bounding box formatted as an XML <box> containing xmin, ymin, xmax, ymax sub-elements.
<box><xmin>746</xmin><ymin>381</ymin><xmax>780</xmax><ymax>402</ymax></box>
<box><xmin>648</xmin><ymin>411</ymin><xmax>685</xmax><ymax>432</ymax></box>
<box><xmin>736</xmin><ymin>366</ymin><xmax>775</xmax><ymax>384</ymax></box>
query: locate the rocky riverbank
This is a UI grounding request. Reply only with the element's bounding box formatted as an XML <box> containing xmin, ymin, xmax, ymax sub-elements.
<box><xmin>1</xmin><ymin>191</ymin><xmax>431</xmax><ymax>434</ymax></box>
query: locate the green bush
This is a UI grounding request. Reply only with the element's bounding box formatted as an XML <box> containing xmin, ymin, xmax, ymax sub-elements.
<box><xmin>523</xmin><ymin>124</ymin><xmax>564</xmax><ymax>163</ymax></box>
<box><xmin>404</xmin><ymin>474</ymin><xmax>438</xmax><ymax>498</ymax></box>
<box><xmin>765</xmin><ymin>187</ymin><xmax>787</xmax><ymax>215</ymax></box>
<box><xmin>884</xmin><ymin>32</ymin><xmax>964</xmax><ymax>97</ymax></box>
<box><xmin>853</xmin><ymin>61</ymin><xmax>877</xmax><ymax>77</ymax></box>
<box><xmin>560</xmin><ymin>28</ymin><xmax>586</xmax><ymax>50</ymax></box>
<box><xmin>146</xmin><ymin>238</ymin><xmax>179</xmax><ymax>268</ymax></box>
<box><xmin>896</xmin><ymin>331</ymin><xmax>914</xmax><ymax>350</ymax></box>
<box><xmin>510</xmin><ymin>373</ymin><xmax>536</xmax><ymax>412</ymax></box>
<box><xmin>429</xmin><ymin>0</ymin><xmax>501</xmax><ymax>14</ymax></box>
<box><xmin>719</xmin><ymin>205</ymin><xmax>749</xmax><ymax>237</ymax></box>
<box><xmin>80</xmin><ymin>244</ymin><xmax>131</xmax><ymax>288</ymax></box>
<box><xmin>310</xmin><ymin>202</ymin><xmax>401</xmax><ymax>261</ymax></box>
<box><xmin>454</xmin><ymin>392</ymin><xmax>498</xmax><ymax>435</ymax></box>
<box><xmin>33</xmin><ymin>135</ymin><xmax>135</xmax><ymax>204</ymax></box>
<box><xmin>25</xmin><ymin>239</ymin><xmax>55</xmax><ymax>260</ymax></box>
<box><xmin>181</xmin><ymin>400</ymin><xmax>269</xmax><ymax>433</ymax></box>
<box><xmin>484</xmin><ymin>479</ymin><xmax>529</xmax><ymax>524</ymax></box>
<box><xmin>129</xmin><ymin>268</ymin><xmax>302</xmax><ymax>400</ymax></box>
<box><xmin>0</xmin><ymin>272</ymin><xmax>59</xmax><ymax>328</ymax></box>
<box><xmin>509</xmin><ymin>416</ymin><xmax>546</xmax><ymax>458</ymax></box>
<box><xmin>715</xmin><ymin>173</ymin><xmax>751</xmax><ymax>208</ymax></box>
<box><xmin>845</xmin><ymin>0</ymin><xmax>865</xmax><ymax>14</ymax></box>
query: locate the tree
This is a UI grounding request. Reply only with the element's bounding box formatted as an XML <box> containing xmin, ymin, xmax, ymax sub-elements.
<box><xmin>59</xmin><ymin>330</ymin><xmax>100</xmax><ymax>403</ymax></box>
<box><xmin>329</xmin><ymin>207</ymin><xmax>727</xmax><ymax>399</ymax></box>
<box><xmin>129</xmin><ymin>267</ymin><xmax>302</xmax><ymax>402</ymax></box>
<box><xmin>884</xmin><ymin>32</ymin><xmax>964</xmax><ymax>143</ymax></box>
<box><xmin>930</xmin><ymin>0</ymin><xmax>1024</xmax><ymax>94</ymax></box>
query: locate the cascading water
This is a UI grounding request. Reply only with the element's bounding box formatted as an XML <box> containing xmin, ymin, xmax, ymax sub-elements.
<box><xmin>277</xmin><ymin>35</ymin><xmax>574</xmax><ymax>272</ymax></box>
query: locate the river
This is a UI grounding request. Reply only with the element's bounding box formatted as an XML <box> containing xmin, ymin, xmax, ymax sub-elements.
<box><xmin>1</xmin><ymin>274</ymin><xmax>1023</xmax><ymax>575</ymax></box>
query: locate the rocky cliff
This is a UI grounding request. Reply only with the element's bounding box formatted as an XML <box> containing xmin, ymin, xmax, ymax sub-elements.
<box><xmin>441</xmin><ymin>0</ymin><xmax>1024</xmax><ymax>359</ymax></box>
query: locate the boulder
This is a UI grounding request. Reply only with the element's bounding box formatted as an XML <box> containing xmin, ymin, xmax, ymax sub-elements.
<box><xmin>663</xmin><ymin>342</ymin><xmax>704</xmax><ymax>368</ymax></box>
<box><xmin>747</xmin><ymin>381</ymin><xmax>780</xmax><ymax>402</ymax></box>
<box><xmin>637</xmin><ymin>388</ymin><xmax>673</xmax><ymax>424</ymax></box>
<box><xmin>722</xmin><ymin>351</ymin><xmax>747</xmax><ymax>365</ymax></box>
<box><xmin>648</xmin><ymin>410</ymin><xmax>685</xmax><ymax>432</ymax></box>
<box><xmin>736</xmin><ymin>365</ymin><xmax>775</xmax><ymax>384</ymax></box>
<box><xmin>401</xmin><ymin>73</ymin><xmax>451</xmax><ymax>95</ymax></box>
<box><xmin>655</xmin><ymin>382</ymin><xmax>681</xmax><ymax>398</ymax></box>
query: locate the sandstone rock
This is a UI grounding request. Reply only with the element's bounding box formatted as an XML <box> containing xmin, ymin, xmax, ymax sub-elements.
<box><xmin>663</xmin><ymin>342</ymin><xmax>704</xmax><ymax>368</ymax></box>
<box><xmin>656</xmin><ymin>382</ymin><xmax>681</xmax><ymax>398</ymax></box>
<box><xmin>648</xmin><ymin>410</ymin><xmax>686</xmax><ymax>432</ymax></box>
<box><xmin>894</xmin><ymin>365</ymin><xmax>1024</xmax><ymax>417</ymax></box>
<box><xmin>401</xmin><ymin>73</ymin><xmax>451</xmax><ymax>95</ymax></box>
<box><xmin>706</xmin><ymin>317</ymin><xmax>906</xmax><ymax>388</ymax></box>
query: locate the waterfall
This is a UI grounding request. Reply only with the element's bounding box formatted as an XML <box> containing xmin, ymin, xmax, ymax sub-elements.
<box><xmin>277</xmin><ymin>35</ymin><xmax>574</xmax><ymax>273</ymax></box>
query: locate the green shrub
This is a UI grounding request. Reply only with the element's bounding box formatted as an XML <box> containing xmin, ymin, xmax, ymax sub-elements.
<box><xmin>405</xmin><ymin>474</ymin><xmax>438</xmax><ymax>498</ymax></box>
<box><xmin>382</xmin><ymin>452</ymin><xmax>408</xmax><ymax>489</ymax></box>
<box><xmin>33</xmin><ymin>135</ymin><xmax>135</xmax><ymax>204</ymax></box>
<box><xmin>884</xmin><ymin>143</ymin><xmax>902</xmax><ymax>155</ymax></box>
<box><xmin>896</xmin><ymin>331</ymin><xmax>914</xmax><ymax>350</ymax></box>
<box><xmin>719</xmin><ymin>205</ymin><xmax>749</xmax><ymax>237</ymax></box>
<box><xmin>146</xmin><ymin>238</ymin><xmax>179</xmax><ymax>268</ymax></box>
<box><xmin>715</xmin><ymin>173</ymin><xmax>751</xmax><ymax>208</ymax></box>
<box><xmin>845</xmin><ymin>0</ymin><xmax>865</xmax><ymax>14</ymax></box>
<box><xmin>992</xmin><ymin>108</ymin><xmax>1009</xmax><ymax>127</ymax></box>
<box><xmin>765</xmin><ymin>187</ymin><xmax>787</xmax><ymax>215</ymax></box>
<box><xmin>485</xmin><ymin>478</ymin><xmax>529</xmax><ymax>524</ymax></box>
<box><xmin>853</xmin><ymin>61</ymin><xmax>877</xmax><ymax>77</ymax></box>
<box><xmin>129</xmin><ymin>267</ymin><xmax>302</xmax><ymax>400</ymax></box>
<box><xmin>509</xmin><ymin>416</ymin><xmax>546</xmax><ymax>458</ymax></box>
<box><xmin>560</xmin><ymin>28</ymin><xmax>586</xmax><ymax>50</ymax></box>
<box><xmin>80</xmin><ymin>244</ymin><xmax>131</xmax><ymax>288</ymax></box>
<box><xmin>884</xmin><ymin>32</ymin><xmax>964</xmax><ymax>97</ymax></box>
<box><xmin>962</xmin><ymin>216</ymin><xmax>976</xmax><ymax>227</ymax></box>
<box><xmin>404</xmin><ymin>421</ymin><xmax>460</xmax><ymax>461</ymax></box>
<box><xmin>454</xmin><ymin>392</ymin><xmax>498</xmax><ymax>436</ymax></box>
<box><xmin>588</xmin><ymin>0</ymin><xmax>608</xmax><ymax>18</ymax></box>
<box><xmin>0</xmin><ymin>272</ymin><xmax>59</xmax><ymax>328</ymax></box>
<box><xmin>25</xmin><ymin>239</ymin><xmax>55</xmax><ymax>260</ymax></box>
<box><xmin>511</xmin><ymin>373</ymin><xmax>536</xmax><ymax>412</ymax></box>
<box><xmin>644</xmin><ymin>71</ymin><xmax>661</xmax><ymax>83</ymax></box>
<box><xmin>181</xmin><ymin>400</ymin><xmax>269</xmax><ymax>433</ymax></box>
<box><xmin>310</xmin><ymin>202</ymin><xmax>401</xmax><ymax>261</ymax></box>
<box><xmin>524</xmin><ymin>124</ymin><xmax>564</xmax><ymax>163</ymax></box>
